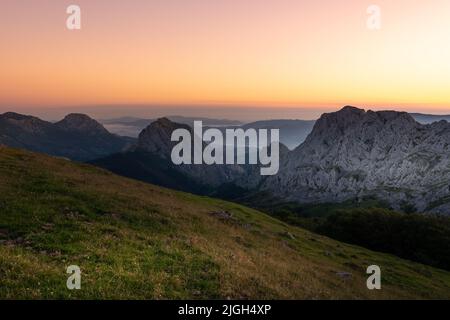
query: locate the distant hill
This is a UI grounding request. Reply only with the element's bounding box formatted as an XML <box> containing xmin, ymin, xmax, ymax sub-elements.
<box><xmin>0</xmin><ymin>112</ymin><xmax>133</xmax><ymax>161</ymax></box>
<box><xmin>410</xmin><ymin>113</ymin><xmax>450</xmax><ymax>124</ymax></box>
<box><xmin>242</xmin><ymin>119</ymin><xmax>315</xmax><ymax>150</ymax></box>
<box><xmin>1</xmin><ymin>145</ymin><xmax>449</xmax><ymax>299</ymax></box>
<box><xmin>101</xmin><ymin>116</ymin><xmax>243</xmax><ymax>138</ymax></box>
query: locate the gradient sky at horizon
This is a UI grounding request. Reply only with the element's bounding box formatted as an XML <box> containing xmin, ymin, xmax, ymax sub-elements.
<box><xmin>1</xmin><ymin>0</ymin><xmax>450</xmax><ymax>116</ymax></box>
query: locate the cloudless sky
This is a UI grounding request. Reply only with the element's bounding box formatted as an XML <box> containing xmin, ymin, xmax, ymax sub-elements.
<box><xmin>1</xmin><ymin>0</ymin><xmax>450</xmax><ymax>118</ymax></box>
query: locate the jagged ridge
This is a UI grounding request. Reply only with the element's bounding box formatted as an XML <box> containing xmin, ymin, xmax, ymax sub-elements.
<box><xmin>259</xmin><ymin>106</ymin><xmax>450</xmax><ymax>213</ymax></box>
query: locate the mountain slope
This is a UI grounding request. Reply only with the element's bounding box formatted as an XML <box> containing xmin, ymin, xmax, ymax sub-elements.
<box><xmin>90</xmin><ymin>150</ymin><xmax>211</xmax><ymax>194</ymax></box>
<box><xmin>0</xmin><ymin>112</ymin><xmax>132</xmax><ymax>161</ymax></box>
<box><xmin>1</xmin><ymin>146</ymin><xmax>450</xmax><ymax>299</ymax></box>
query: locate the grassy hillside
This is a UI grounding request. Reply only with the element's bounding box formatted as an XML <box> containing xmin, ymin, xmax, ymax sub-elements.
<box><xmin>0</xmin><ymin>146</ymin><xmax>449</xmax><ymax>299</ymax></box>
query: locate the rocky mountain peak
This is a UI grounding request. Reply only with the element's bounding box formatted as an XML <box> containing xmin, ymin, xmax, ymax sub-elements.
<box><xmin>152</xmin><ymin>117</ymin><xmax>179</xmax><ymax>128</ymax></box>
<box><xmin>256</xmin><ymin>106</ymin><xmax>450</xmax><ymax>214</ymax></box>
<box><xmin>310</xmin><ymin>106</ymin><xmax>364</xmax><ymax>136</ymax></box>
<box><xmin>306</xmin><ymin>106</ymin><xmax>419</xmax><ymax>145</ymax></box>
<box><xmin>136</xmin><ymin>118</ymin><xmax>191</xmax><ymax>157</ymax></box>
<box><xmin>55</xmin><ymin>113</ymin><xmax>109</xmax><ymax>135</ymax></box>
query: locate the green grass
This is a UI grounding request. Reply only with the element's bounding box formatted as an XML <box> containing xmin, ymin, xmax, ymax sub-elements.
<box><xmin>0</xmin><ymin>146</ymin><xmax>450</xmax><ymax>299</ymax></box>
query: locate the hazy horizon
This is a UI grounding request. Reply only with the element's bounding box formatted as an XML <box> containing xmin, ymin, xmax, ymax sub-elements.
<box><xmin>1</xmin><ymin>104</ymin><xmax>450</xmax><ymax>122</ymax></box>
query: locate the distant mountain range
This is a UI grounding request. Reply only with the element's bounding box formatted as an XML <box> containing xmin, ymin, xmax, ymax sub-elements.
<box><xmin>0</xmin><ymin>112</ymin><xmax>133</xmax><ymax>161</ymax></box>
<box><xmin>101</xmin><ymin>116</ymin><xmax>315</xmax><ymax>149</ymax></box>
<box><xmin>410</xmin><ymin>113</ymin><xmax>450</xmax><ymax>124</ymax></box>
<box><xmin>94</xmin><ymin>107</ymin><xmax>450</xmax><ymax>214</ymax></box>
<box><xmin>101</xmin><ymin>113</ymin><xmax>450</xmax><ymax>150</ymax></box>
<box><xmin>3</xmin><ymin>108</ymin><xmax>450</xmax><ymax>214</ymax></box>
<box><xmin>100</xmin><ymin>116</ymin><xmax>243</xmax><ymax>138</ymax></box>
<box><xmin>241</xmin><ymin>120</ymin><xmax>315</xmax><ymax>150</ymax></box>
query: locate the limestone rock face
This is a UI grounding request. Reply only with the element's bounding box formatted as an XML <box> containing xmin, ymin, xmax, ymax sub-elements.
<box><xmin>257</xmin><ymin>106</ymin><xmax>450</xmax><ymax>213</ymax></box>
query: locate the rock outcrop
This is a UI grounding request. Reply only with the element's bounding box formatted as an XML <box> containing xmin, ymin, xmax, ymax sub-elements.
<box><xmin>257</xmin><ymin>106</ymin><xmax>450</xmax><ymax>213</ymax></box>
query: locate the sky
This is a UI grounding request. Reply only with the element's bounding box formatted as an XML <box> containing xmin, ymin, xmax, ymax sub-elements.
<box><xmin>1</xmin><ymin>0</ymin><xmax>450</xmax><ymax>120</ymax></box>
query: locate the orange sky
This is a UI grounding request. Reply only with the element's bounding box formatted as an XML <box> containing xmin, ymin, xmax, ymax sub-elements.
<box><xmin>1</xmin><ymin>0</ymin><xmax>450</xmax><ymax>111</ymax></box>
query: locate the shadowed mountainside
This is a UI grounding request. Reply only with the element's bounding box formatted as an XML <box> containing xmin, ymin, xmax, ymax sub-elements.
<box><xmin>0</xmin><ymin>112</ymin><xmax>133</xmax><ymax>161</ymax></box>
